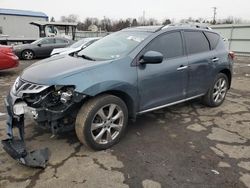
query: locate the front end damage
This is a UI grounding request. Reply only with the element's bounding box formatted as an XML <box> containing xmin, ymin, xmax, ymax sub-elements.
<box><xmin>2</xmin><ymin>77</ymin><xmax>85</xmax><ymax>168</ymax></box>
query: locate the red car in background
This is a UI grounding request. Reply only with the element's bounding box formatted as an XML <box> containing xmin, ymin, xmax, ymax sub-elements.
<box><xmin>0</xmin><ymin>45</ymin><xmax>19</xmax><ymax>70</ymax></box>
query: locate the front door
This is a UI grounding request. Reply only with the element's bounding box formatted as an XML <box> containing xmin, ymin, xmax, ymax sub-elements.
<box><xmin>137</xmin><ymin>31</ymin><xmax>189</xmax><ymax>112</ymax></box>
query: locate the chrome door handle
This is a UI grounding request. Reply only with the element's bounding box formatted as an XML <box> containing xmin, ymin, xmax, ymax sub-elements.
<box><xmin>211</xmin><ymin>57</ymin><xmax>219</xmax><ymax>62</ymax></box>
<box><xmin>177</xmin><ymin>65</ymin><xmax>188</xmax><ymax>71</ymax></box>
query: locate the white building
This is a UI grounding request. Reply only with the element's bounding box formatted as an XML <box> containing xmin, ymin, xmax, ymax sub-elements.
<box><xmin>0</xmin><ymin>8</ymin><xmax>48</xmax><ymax>39</ymax></box>
<box><xmin>88</xmin><ymin>24</ymin><xmax>99</xmax><ymax>32</ymax></box>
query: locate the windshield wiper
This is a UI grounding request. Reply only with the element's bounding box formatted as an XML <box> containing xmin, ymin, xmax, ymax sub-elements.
<box><xmin>77</xmin><ymin>53</ymin><xmax>96</xmax><ymax>61</ymax></box>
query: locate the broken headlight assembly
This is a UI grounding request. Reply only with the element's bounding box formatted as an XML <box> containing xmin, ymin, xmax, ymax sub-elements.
<box><xmin>54</xmin><ymin>85</ymin><xmax>86</xmax><ymax>105</ymax></box>
<box><xmin>23</xmin><ymin>85</ymin><xmax>78</xmax><ymax>109</ymax></box>
<box><xmin>55</xmin><ymin>85</ymin><xmax>75</xmax><ymax>104</ymax></box>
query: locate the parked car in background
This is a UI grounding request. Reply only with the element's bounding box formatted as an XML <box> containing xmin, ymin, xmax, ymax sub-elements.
<box><xmin>51</xmin><ymin>37</ymin><xmax>101</xmax><ymax>56</ymax></box>
<box><xmin>0</xmin><ymin>45</ymin><xmax>19</xmax><ymax>70</ymax></box>
<box><xmin>2</xmin><ymin>25</ymin><xmax>234</xmax><ymax>168</ymax></box>
<box><xmin>13</xmin><ymin>37</ymin><xmax>73</xmax><ymax>60</ymax></box>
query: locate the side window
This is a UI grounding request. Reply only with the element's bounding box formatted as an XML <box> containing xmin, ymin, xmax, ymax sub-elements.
<box><xmin>204</xmin><ymin>32</ymin><xmax>220</xmax><ymax>50</ymax></box>
<box><xmin>145</xmin><ymin>32</ymin><xmax>184</xmax><ymax>59</ymax></box>
<box><xmin>40</xmin><ymin>38</ymin><xmax>55</xmax><ymax>45</ymax></box>
<box><xmin>184</xmin><ymin>31</ymin><xmax>210</xmax><ymax>55</ymax></box>
<box><xmin>55</xmin><ymin>38</ymin><xmax>68</xmax><ymax>44</ymax></box>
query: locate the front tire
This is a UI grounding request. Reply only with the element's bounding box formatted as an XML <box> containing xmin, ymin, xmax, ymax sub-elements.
<box><xmin>75</xmin><ymin>94</ymin><xmax>128</xmax><ymax>150</ymax></box>
<box><xmin>202</xmin><ymin>73</ymin><xmax>229</xmax><ymax>107</ymax></box>
<box><xmin>22</xmin><ymin>50</ymin><xmax>34</xmax><ymax>60</ymax></box>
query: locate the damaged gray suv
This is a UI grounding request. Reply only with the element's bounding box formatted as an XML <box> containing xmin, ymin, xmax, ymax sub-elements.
<box><xmin>2</xmin><ymin>24</ymin><xmax>234</xmax><ymax>168</ymax></box>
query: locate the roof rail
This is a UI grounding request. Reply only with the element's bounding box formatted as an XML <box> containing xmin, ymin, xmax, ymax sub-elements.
<box><xmin>154</xmin><ymin>25</ymin><xmax>167</xmax><ymax>32</ymax></box>
<box><xmin>161</xmin><ymin>23</ymin><xmax>212</xmax><ymax>30</ymax></box>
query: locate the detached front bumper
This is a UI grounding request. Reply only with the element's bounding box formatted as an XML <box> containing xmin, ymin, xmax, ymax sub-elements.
<box><xmin>2</xmin><ymin>82</ymin><xmax>85</xmax><ymax>168</ymax></box>
<box><xmin>2</xmin><ymin>139</ymin><xmax>49</xmax><ymax>168</ymax></box>
<box><xmin>2</xmin><ymin>93</ymin><xmax>49</xmax><ymax>168</ymax></box>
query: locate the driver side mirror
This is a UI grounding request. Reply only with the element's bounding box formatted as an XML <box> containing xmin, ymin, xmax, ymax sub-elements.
<box><xmin>140</xmin><ymin>51</ymin><xmax>163</xmax><ymax>64</ymax></box>
<box><xmin>37</xmin><ymin>43</ymin><xmax>42</xmax><ymax>47</ymax></box>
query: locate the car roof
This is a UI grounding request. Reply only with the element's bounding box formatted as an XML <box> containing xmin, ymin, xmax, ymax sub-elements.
<box><xmin>41</xmin><ymin>37</ymin><xmax>71</xmax><ymax>41</ymax></box>
<box><xmin>122</xmin><ymin>24</ymin><xmax>217</xmax><ymax>34</ymax></box>
<box><xmin>122</xmin><ymin>26</ymin><xmax>164</xmax><ymax>33</ymax></box>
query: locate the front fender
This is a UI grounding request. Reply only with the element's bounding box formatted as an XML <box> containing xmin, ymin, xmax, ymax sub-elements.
<box><xmin>82</xmin><ymin>80</ymin><xmax>137</xmax><ymax>97</ymax></box>
<box><xmin>60</xmin><ymin>57</ymin><xmax>138</xmax><ymax>95</ymax></box>
<box><xmin>55</xmin><ymin>57</ymin><xmax>139</xmax><ymax>111</ymax></box>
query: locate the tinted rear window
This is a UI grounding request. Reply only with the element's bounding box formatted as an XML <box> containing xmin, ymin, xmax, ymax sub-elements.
<box><xmin>204</xmin><ymin>32</ymin><xmax>220</xmax><ymax>50</ymax></box>
<box><xmin>184</xmin><ymin>31</ymin><xmax>210</xmax><ymax>55</ymax></box>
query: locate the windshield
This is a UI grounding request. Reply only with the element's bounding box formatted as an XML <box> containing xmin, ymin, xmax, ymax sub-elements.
<box><xmin>78</xmin><ymin>31</ymin><xmax>150</xmax><ymax>60</ymax></box>
<box><xmin>70</xmin><ymin>39</ymin><xmax>87</xmax><ymax>48</ymax></box>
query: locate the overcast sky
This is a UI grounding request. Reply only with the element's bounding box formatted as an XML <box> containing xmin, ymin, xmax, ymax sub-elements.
<box><xmin>1</xmin><ymin>0</ymin><xmax>250</xmax><ymax>22</ymax></box>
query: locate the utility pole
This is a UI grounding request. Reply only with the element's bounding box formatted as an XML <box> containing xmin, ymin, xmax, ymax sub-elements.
<box><xmin>212</xmin><ymin>7</ymin><xmax>217</xmax><ymax>24</ymax></box>
<box><xmin>143</xmin><ymin>10</ymin><xmax>146</xmax><ymax>25</ymax></box>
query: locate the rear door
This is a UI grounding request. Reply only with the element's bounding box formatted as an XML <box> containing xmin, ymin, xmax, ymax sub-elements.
<box><xmin>137</xmin><ymin>31</ymin><xmax>189</xmax><ymax>111</ymax></box>
<box><xmin>55</xmin><ymin>38</ymin><xmax>70</xmax><ymax>48</ymax></box>
<box><xmin>184</xmin><ymin>31</ymin><xmax>216</xmax><ymax>97</ymax></box>
<box><xmin>36</xmin><ymin>38</ymin><xmax>56</xmax><ymax>57</ymax></box>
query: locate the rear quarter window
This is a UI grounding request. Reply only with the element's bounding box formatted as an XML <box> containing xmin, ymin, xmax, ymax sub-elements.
<box><xmin>204</xmin><ymin>32</ymin><xmax>220</xmax><ymax>50</ymax></box>
<box><xmin>40</xmin><ymin>38</ymin><xmax>55</xmax><ymax>44</ymax></box>
<box><xmin>56</xmin><ymin>38</ymin><xmax>68</xmax><ymax>44</ymax></box>
<box><xmin>184</xmin><ymin>31</ymin><xmax>210</xmax><ymax>55</ymax></box>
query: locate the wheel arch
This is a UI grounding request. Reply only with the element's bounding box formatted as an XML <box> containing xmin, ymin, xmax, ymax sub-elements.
<box><xmin>94</xmin><ymin>90</ymin><xmax>137</xmax><ymax>120</ymax></box>
<box><xmin>219</xmin><ymin>68</ymin><xmax>232</xmax><ymax>89</ymax></box>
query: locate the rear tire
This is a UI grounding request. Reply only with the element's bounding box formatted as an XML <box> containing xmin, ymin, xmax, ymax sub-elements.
<box><xmin>22</xmin><ymin>50</ymin><xmax>34</xmax><ymax>60</ymax></box>
<box><xmin>202</xmin><ymin>73</ymin><xmax>229</xmax><ymax>107</ymax></box>
<box><xmin>75</xmin><ymin>94</ymin><xmax>128</xmax><ymax>150</ymax></box>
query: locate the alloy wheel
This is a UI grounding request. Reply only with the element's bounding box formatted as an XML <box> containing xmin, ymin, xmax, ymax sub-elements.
<box><xmin>212</xmin><ymin>78</ymin><xmax>227</xmax><ymax>104</ymax></box>
<box><xmin>91</xmin><ymin>104</ymin><xmax>124</xmax><ymax>145</ymax></box>
<box><xmin>23</xmin><ymin>51</ymin><xmax>33</xmax><ymax>60</ymax></box>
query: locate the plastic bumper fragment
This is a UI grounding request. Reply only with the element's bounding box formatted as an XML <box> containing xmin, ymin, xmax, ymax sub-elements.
<box><xmin>2</xmin><ymin>138</ymin><xmax>49</xmax><ymax>168</ymax></box>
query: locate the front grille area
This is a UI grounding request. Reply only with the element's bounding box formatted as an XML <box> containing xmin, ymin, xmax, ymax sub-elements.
<box><xmin>13</xmin><ymin>78</ymin><xmax>49</xmax><ymax>96</ymax></box>
<box><xmin>15</xmin><ymin>78</ymin><xmax>25</xmax><ymax>91</ymax></box>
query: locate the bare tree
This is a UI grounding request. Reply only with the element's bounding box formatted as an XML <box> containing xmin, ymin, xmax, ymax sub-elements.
<box><xmin>162</xmin><ymin>19</ymin><xmax>171</xmax><ymax>25</ymax></box>
<box><xmin>147</xmin><ymin>18</ymin><xmax>158</xmax><ymax>25</ymax></box>
<box><xmin>61</xmin><ymin>14</ymin><xmax>79</xmax><ymax>23</ymax></box>
<box><xmin>100</xmin><ymin>17</ymin><xmax>112</xmax><ymax>31</ymax></box>
<box><xmin>62</xmin><ymin>14</ymin><xmax>249</xmax><ymax>31</ymax></box>
<box><xmin>216</xmin><ymin>16</ymin><xmax>244</xmax><ymax>24</ymax></box>
<box><xmin>131</xmin><ymin>18</ymin><xmax>138</xmax><ymax>27</ymax></box>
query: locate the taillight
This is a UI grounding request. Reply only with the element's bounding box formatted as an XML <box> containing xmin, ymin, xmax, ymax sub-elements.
<box><xmin>229</xmin><ymin>51</ymin><xmax>235</xmax><ymax>60</ymax></box>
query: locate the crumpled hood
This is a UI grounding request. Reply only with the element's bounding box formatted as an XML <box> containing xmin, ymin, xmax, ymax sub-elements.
<box><xmin>21</xmin><ymin>55</ymin><xmax>111</xmax><ymax>85</ymax></box>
